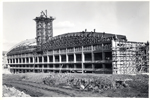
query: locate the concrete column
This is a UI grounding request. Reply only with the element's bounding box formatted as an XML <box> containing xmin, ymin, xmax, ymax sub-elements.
<box><xmin>82</xmin><ymin>52</ymin><xmax>85</xmax><ymax>62</ymax></box>
<box><xmin>32</xmin><ymin>57</ymin><xmax>35</xmax><ymax>63</ymax></box>
<box><xmin>8</xmin><ymin>59</ymin><xmax>9</xmax><ymax>64</ymax></box>
<box><xmin>73</xmin><ymin>47</ymin><xmax>75</xmax><ymax>52</ymax></box>
<box><xmin>53</xmin><ymin>64</ymin><xmax>55</xmax><ymax>69</ymax></box>
<box><xmin>74</xmin><ymin>64</ymin><xmax>76</xmax><ymax>70</ymax></box>
<box><xmin>53</xmin><ymin>55</ymin><xmax>55</xmax><ymax>63</ymax></box>
<box><xmin>81</xmin><ymin>46</ymin><xmax>84</xmax><ymax>73</ymax></box>
<box><xmin>25</xmin><ymin>58</ymin><xmax>27</xmax><ymax>64</ymax></box>
<box><xmin>47</xmin><ymin>56</ymin><xmax>49</xmax><ymax>63</ymax></box>
<box><xmin>82</xmin><ymin>63</ymin><xmax>84</xmax><ymax>73</ymax></box>
<box><xmin>22</xmin><ymin>69</ymin><xmax>25</xmax><ymax>73</ymax></box>
<box><xmin>66</xmin><ymin>64</ymin><xmax>69</xmax><ymax>70</ymax></box>
<box><xmin>15</xmin><ymin>59</ymin><xmax>16</xmax><ymax>64</ymax></box>
<box><xmin>42</xmin><ymin>56</ymin><xmax>44</xmax><ymax>63</ymax></box>
<box><xmin>59</xmin><ymin>55</ymin><xmax>61</xmax><ymax>63</ymax></box>
<box><xmin>11</xmin><ymin>69</ymin><xmax>13</xmax><ymax>73</ymax></box>
<box><xmin>31</xmin><ymin>65</ymin><xmax>33</xmax><ymax>69</ymax></box>
<box><xmin>66</xmin><ymin>54</ymin><xmax>68</xmax><ymax>63</ymax></box>
<box><xmin>42</xmin><ymin>65</ymin><xmax>44</xmax><ymax>73</ymax></box>
<box><xmin>14</xmin><ymin>69</ymin><xmax>16</xmax><ymax>74</ymax></box>
<box><xmin>102</xmin><ymin>52</ymin><xmax>105</xmax><ymax>60</ymax></box>
<box><xmin>52</xmin><ymin>50</ymin><xmax>55</xmax><ymax>63</ymax></box>
<box><xmin>18</xmin><ymin>69</ymin><xmax>20</xmax><ymax>73</ymax></box>
<box><xmin>59</xmin><ymin>49</ymin><xmax>60</xmax><ymax>54</ymax></box>
<box><xmin>27</xmin><ymin>58</ymin><xmax>29</xmax><ymax>63</ymax></box>
<box><xmin>91</xmin><ymin>45</ymin><xmax>93</xmax><ymax>51</ymax></box>
<box><xmin>92</xmin><ymin>52</ymin><xmax>94</xmax><ymax>62</ymax></box>
<box><xmin>10</xmin><ymin>69</ymin><xmax>12</xmax><ymax>73</ymax></box>
<box><xmin>74</xmin><ymin>53</ymin><xmax>76</xmax><ymax>63</ymax></box>
<box><xmin>12</xmin><ymin>59</ymin><xmax>14</xmax><ymax>63</ymax></box>
<box><xmin>29</xmin><ymin>57</ymin><xmax>30</xmax><ymax>63</ymax></box>
<box><xmin>92</xmin><ymin>64</ymin><xmax>94</xmax><ymax>73</ymax></box>
<box><xmin>8</xmin><ymin>59</ymin><xmax>10</xmax><ymax>64</ymax></box>
<box><xmin>21</xmin><ymin>58</ymin><xmax>23</xmax><ymax>63</ymax></box>
<box><xmin>16</xmin><ymin>69</ymin><xmax>18</xmax><ymax>74</ymax></box>
<box><xmin>37</xmin><ymin>57</ymin><xmax>39</xmax><ymax>63</ymax></box>
<box><xmin>47</xmin><ymin>64</ymin><xmax>49</xmax><ymax>69</ymax></box>
<box><xmin>102</xmin><ymin>52</ymin><xmax>105</xmax><ymax>73</ymax></box>
<box><xmin>24</xmin><ymin>69</ymin><xmax>26</xmax><ymax>73</ymax></box>
<box><xmin>33</xmin><ymin>66</ymin><xmax>35</xmax><ymax>73</ymax></box>
<box><xmin>18</xmin><ymin>58</ymin><xmax>19</xmax><ymax>63</ymax></box>
<box><xmin>9</xmin><ymin>59</ymin><xmax>11</xmax><ymax>63</ymax></box>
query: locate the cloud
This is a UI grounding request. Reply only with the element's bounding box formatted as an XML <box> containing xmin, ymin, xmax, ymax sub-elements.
<box><xmin>55</xmin><ymin>21</ymin><xmax>75</xmax><ymax>29</ymax></box>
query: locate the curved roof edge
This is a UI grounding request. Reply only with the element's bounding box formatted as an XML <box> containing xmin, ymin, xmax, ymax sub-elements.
<box><xmin>7</xmin><ymin>39</ymin><xmax>36</xmax><ymax>56</ymax></box>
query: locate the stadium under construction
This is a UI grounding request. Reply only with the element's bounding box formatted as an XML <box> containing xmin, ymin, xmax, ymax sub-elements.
<box><xmin>7</xmin><ymin>11</ymin><xmax>149</xmax><ymax>74</ymax></box>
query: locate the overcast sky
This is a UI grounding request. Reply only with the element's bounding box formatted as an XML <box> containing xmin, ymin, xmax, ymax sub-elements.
<box><xmin>3</xmin><ymin>1</ymin><xmax>149</xmax><ymax>51</ymax></box>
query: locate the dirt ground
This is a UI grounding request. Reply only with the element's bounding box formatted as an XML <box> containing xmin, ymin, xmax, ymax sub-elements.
<box><xmin>3</xmin><ymin>78</ymin><xmax>103</xmax><ymax>97</ymax></box>
<box><xmin>2</xmin><ymin>73</ymin><xmax>149</xmax><ymax>97</ymax></box>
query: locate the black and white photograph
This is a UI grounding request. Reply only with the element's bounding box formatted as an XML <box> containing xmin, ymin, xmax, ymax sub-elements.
<box><xmin>1</xmin><ymin>0</ymin><xmax>149</xmax><ymax>98</ymax></box>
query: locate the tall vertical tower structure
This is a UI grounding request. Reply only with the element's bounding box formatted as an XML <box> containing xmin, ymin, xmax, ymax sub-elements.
<box><xmin>34</xmin><ymin>10</ymin><xmax>55</xmax><ymax>46</ymax></box>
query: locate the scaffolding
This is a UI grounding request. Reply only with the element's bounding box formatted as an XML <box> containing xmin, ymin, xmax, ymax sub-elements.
<box><xmin>112</xmin><ymin>40</ymin><xmax>149</xmax><ymax>74</ymax></box>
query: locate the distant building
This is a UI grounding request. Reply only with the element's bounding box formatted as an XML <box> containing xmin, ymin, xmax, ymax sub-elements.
<box><xmin>2</xmin><ymin>51</ymin><xmax>11</xmax><ymax>74</ymax></box>
<box><xmin>6</xmin><ymin>11</ymin><xmax>149</xmax><ymax>74</ymax></box>
<box><xmin>2</xmin><ymin>51</ymin><xmax>8</xmax><ymax>69</ymax></box>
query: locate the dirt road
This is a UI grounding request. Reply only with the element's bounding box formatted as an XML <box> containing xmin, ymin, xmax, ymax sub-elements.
<box><xmin>3</xmin><ymin>79</ymin><xmax>103</xmax><ymax>97</ymax></box>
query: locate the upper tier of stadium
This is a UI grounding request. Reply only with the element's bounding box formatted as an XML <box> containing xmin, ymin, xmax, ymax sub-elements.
<box><xmin>7</xmin><ymin>32</ymin><xmax>127</xmax><ymax>56</ymax></box>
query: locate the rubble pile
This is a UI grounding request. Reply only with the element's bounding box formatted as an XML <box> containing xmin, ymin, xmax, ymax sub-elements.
<box><xmin>43</xmin><ymin>74</ymin><xmax>130</xmax><ymax>93</ymax></box>
<box><xmin>3</xmin><ymin>85</ymin><xmax>31</xmax><ymax>97</ymax></box>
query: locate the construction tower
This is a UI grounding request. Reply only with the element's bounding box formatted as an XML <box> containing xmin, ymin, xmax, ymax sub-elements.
<box><xmin>34</xmin><ymin>10</ymin><xmax>55</xmax><ymax>46</ymax></box>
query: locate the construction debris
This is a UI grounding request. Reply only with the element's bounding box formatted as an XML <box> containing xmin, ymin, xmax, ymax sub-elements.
<box><xmin>3</xmin><ymin>85</ymin><xmax>31</xmax><ymax>97</ymax></box>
